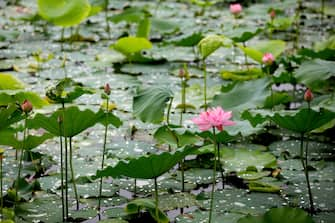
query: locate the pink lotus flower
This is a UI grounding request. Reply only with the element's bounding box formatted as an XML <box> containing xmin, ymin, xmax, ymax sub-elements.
<box><xmin>192</xmin><ymin>107</ymin><xmax>235</xmax><ymax>131</ymax></box>
<box><xmin>262</xmin><ymin>53</ymin><xmax>275</xmax><ymax>65</ymax></box>
<box><xmin>21</xmin><ymin>99</ymin><xmax>33</xmax><ymax>113</ymax></box>
<box><xmin>230</xmin><ymin>3</ymin><xmax>242</xmax><ymax>15</ymax></box>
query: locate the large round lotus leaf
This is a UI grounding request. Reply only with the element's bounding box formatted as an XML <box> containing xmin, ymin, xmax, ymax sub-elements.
<box><xmin>38</xmin><ymin>0</ymin><xmax>91</xmax><ymax>27</ymax></box>
<box><xmin>221</xmin><ymin>148</ymin><xmax>277</xmax><ymax>172</ymax></box>
<box><xmin>271</xmin><ymin>108</ymin><xmax>335</xmax><ymax>133</ymax></box>
<box><xmin>176</xmin><ymin>211</ymin><xmax>244</xmax><ymax>223</ymax></box>
<box><xmin>27</xmin><ymin>106</ymin><xmax>122</xmax><ymax>137</ymax></box>
<box><xmin>96</xmin><ymin>147</ymin><xmax>194</xmax><ymax>179</ymax></box>
<box><xmin>237</xmin><ymin>207</ymin><xmax>314</xmax><ymax>223</ymax></box>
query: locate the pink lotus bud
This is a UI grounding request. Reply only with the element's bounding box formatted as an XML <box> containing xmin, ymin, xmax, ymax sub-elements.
<box><xmin>21</xmin><ymin>99</ymin><xmax>33</xmax><ymax>113</ymax></box>
<box><xmin>179</xmin><ymin>68</ymin><xmax>185</xmax><ymax>78</ymax></box>
<box><xmin>269</xmin><ymin>10</ymin><xmax>276</xmax><ymax>20</ymax></box>
<box><xmin>104</xmin><ymin>83</ymin><xmax>111</xmax><ymax>95</ymax></box>
<box><xmin>230</xmin><ymin>3</ymin><xmax>242</xmax><ymax>15</ymax></box>
<box><xmin>304</xmin><ymin>88</ymin><xmax>313</xmax><ymax>102</ymax></box>
<box><xmin>262</xmin><ymin>53</ymin><xmax>275</xmax><ymax>65</ymax></box>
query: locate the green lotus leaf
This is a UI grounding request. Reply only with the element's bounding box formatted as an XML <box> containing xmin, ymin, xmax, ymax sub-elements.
<box><xmin>38</xmin><ymin>0</ymin><xmax>91</xmax><ymax>27</ymax></box>
<box><xmin>166</xmin><ymin>31</ymin><xmax>203</xmax><ymax>47</ymax></box>
<box><xmin>0</xmin><ymin>130</ymin><xmax>53</xmax><ymax>151</ymax></box>
<box><xmin>237</xmin><ymin>207</ymin><xmax>314</xmax><ymax>223</ymax></box>
<box><xmin>0</xmin><ymin>91</ymin><xmax>48</xmax><ymax>108</ymax></box>
<box><xmin>295</xmin><ymin>59</ymin><xmax>335</xmax><ymax>90</ymax></box>
<box><xmin>112</xmin><ymin>36</ymin><xmax>152</xmax><ymax>56</ymax></box>
<box><xmin>271</xmin><ymin>108</ymin><xmax>335</xmax><ymax>133</ymax></box>
<box><xmin>0</xmin><ymin>73</ymin><xmax>25</xmax><ymax>90</ymax></box>
<box><xmin>27</xmin><ymin>106</ymin><xmax>122</xmax><ymax>137</ymax></box>
<box><xmin>221</xmin><ymin>68</ymin><xmax>264</xmax><ymax>81</ymax></box>
<box><xmin>239</xmin><ymin>40</ymin><xmax>286</xmax><ymax>63</ymax></box>
<box><xmin>248</xmin><ymin>181</ymin><xmax>281</xmax><ymax>193</ymax></box>
<box><xmin>198</xmin><ymin>35</ymin><xmax>232</xmax><ymax>59</ymax></box>
<box><xmin>154</xmin><ymin>125</ymin><xmax>200</xmax><ymax>148</ymax></box>
<box><xmin>0</xmin><ymin>104</ymin><xmax>23</xmax><ymax>130</ymax></box>
<box><xmin>221</xmin><ymin>148</ymin><xmax>277</xmax><ymax>172</ymax></box>
<box><xmin>211</xmin><ymin>78</ymin><xmax>271</xmax><ymax>117</ymax></box>
<box><xmin>46</xmin><ymin>78</ymin><xmax>94</xmax><ymax>104</ymax></box>
<box><xmin>125</xmin><ymin>198</ymin><xmax>169</xmax><ymax>223</ymax></box>
<box><xmin>225</xmin><ymin>27</ymin><xmax>262</xmax><ymax>43</ymax></box>
<box><xmin>95</xmin><ymin>147</ymin><xmax>195</xmax><ymax>179</ymax></box>
<box><xmin>133</xmin><ymin>86</ymin><xmax>173</xmax><ymax>124</ymax></box>
<box><xmin>109</xmin><ymin>6</ymin><xmax>149</xmax><ymax>24</ymax></box>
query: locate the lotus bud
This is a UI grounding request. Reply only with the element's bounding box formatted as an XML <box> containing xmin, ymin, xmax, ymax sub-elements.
<box><xmin>304</xmin><ymin>88</ymin><xmax>313</xmax><ymax>102</ymax></box>
<box><xmin>104</xmin><ymin>83</ymin><xmax>111</xmax><ymax>95</ymax></box>
<box><xmin>21</xmin><ymin>99</ymin><xmax>33</xmax><ymax>113</ymax></box>
<box><xmin>178</xmin><ymin>68</ymin><xmax>185</xmax><ymax>78</ymax></box>
<box><xmin>262</xmin><ymin>53</ymin><xmax>275</xmax><ymax>65</ymax></box>
<box><xmin>269</xmin><ymin>10</ymin><xmax>276</xmax><ymax>20</ymax></box>
<box><xmin>230</xmin><ymin>3</ymin><xmax>242</xmax><ymax>15</ymax></box>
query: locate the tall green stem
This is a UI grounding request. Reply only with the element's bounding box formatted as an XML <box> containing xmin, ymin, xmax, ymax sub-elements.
<box><xmin>98</xmin><ymin>99</ymin><xmax>109</xmax><ymax>217</ymax></box>
<box><xmin>243</xmin><ymin>42</ymin><xmax>249</xmax><ymax>70</ymax></box>
<box><xmin>61</xmin><ymin>28</ymin><xmax>65</xmax><ymax>52</ymax></box>
<box><xmin>16</xmin><ymin>115</ymin><xmax>28</xmax><ymax>207</ymax></box>
<box><xmin>304</xmin><ymin>134</ymin><xmax>315</xmax><ymax>214</ymax></box>
<box><xmin>69</xmin><ymin>137</ymin><xmax>79</xmax><ymax>210</ymax></box>
<box><xmin>154</xmin><ymin>177</ymin><xmax>159</xmax><ymax>221</ymax></box>
<box><xmin>209</xmin><ymin>128</ymin><xmax>217</xmax><ymax>223</ymax></box>
<box><xmin>166</xmin><ymin>97</ymin><xmax>173</xmax><ymax>126</ymax></box>
<box><xmin>216</xmin><ymin>143</ymin><xmax>224</xmax><ymax>189</ymax></box>
<box><xmin>105</xmin><ymin>0</ymin><xmax>110</xmax><ymax>37</ymax></box>
<box><xmin>58</xmin><ymin>120</ymin><xmax>65</xmax><ymax>222</ymax></box>
<box><xmin>294</xmin><ymin>0</ymin><xmax>302</xmax><ymax>51</ymax></box>
<box><xmin>203</xmin><ymin>60</ymin><xmax>207</xmax><ymax>110</ymax></box>
<box><xmin>62</xmin><ymin>102</ymin><xmax>69</xmax><ymax>219</ymax></box>
<box><xmin>0</xmin><ymin>154</ymin><xmax>3</xmax><ymax>220</ymax></box>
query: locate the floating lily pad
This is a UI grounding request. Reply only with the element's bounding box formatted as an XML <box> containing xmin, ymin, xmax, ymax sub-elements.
<box><xmin>221</xmin><ymin>148</ymin><xmax>277</xmax><ymax>173</ymax></box>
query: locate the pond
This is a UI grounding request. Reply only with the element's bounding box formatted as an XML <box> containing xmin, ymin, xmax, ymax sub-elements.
<box><xmin>0</xmin><ymin>0</ymin><xmax>334</xmax><ymax>222</ymax></box>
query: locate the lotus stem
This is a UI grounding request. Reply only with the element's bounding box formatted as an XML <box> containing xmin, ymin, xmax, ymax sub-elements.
<box><xmin>69</xmin><ymin>137</ymin><xmax>79</xmax><ymax>210</ymax></box>
<box><xmin>166</xmin><ymin>97</ymin><xmax>173</xmax><ymax>126</ymax></box>
<box><xmin>209</xmin><ymin>127</ymin><xmax>218</xmax><ymax>223</ymax></box>
<box><xmin>15</xmin><ymin>114</ymin><xmax>28</xmax><ymax>207</ymax></box>
<box><xmin>98</xmin><ymin>98</ymin><xmax>109</xmax><ymax>217</ymax></box>
<box><xmin>294</xmin><ymin>0</ymin><xmax>302</xmax><ymax>51</ymax></box>
<box><xmin>0</xmin><ymin>151</ymin><xmax>3</xmax><ymax>220</ymax></box>
<box><xmin>105</xmin><ymin>0</ymin><xmax>110</xmax><ymax>37</ymax></box>
<box><xmin>203</xmin><ymin>59</ymin><xmax>208</xmax><ymax>110</ymax></box>
<box><xmin>61</xmin><ymin>28</ymin><xmax>65</xmax><ymax>52</ymax></box>
<box><xmin>243</xmin><ymin>42</ymin><xmax>249</xmax><ymax>70</ymax></box>
<box><xmin>58</xmin><ymin>119</ymin><xmax>65</xmax><ymax>222</ymax></box>
<box><xmin>216</xmin><ymin>142</ymin><xmax>225</xmax><ymax>189</ymax></box>
<box><xmin>62</xmin><ymin>102</ymin><xmax>69</xmax><ymax>219</ymax></box>
<box><xmin>154</xmin><ymin>177</ymin><xmax>159</xmax><ymax>221</ymax></box>
<box><xmin>321</xmin><ymin>0</ymin><xmax>325</xmax><ymax>26</ymax></box>
<box><xmin>181</xmin><ymin>160</ymin><xmax>185</xmax><ymax>192</ymax></box>
<box><xmin>300</xmin><ymin>133</ymin><xmax>314</xmax><ymax>214</ymax></box>
<box><xmin>304</xmin><ymin>134</ymin><xmax>315</xmax><ymax>214</ymax></box>
<box><xmin>134</xmin><ymin>179</ymin><xmax>137</xmax><ymax>197</ymax></box>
